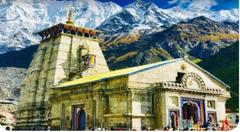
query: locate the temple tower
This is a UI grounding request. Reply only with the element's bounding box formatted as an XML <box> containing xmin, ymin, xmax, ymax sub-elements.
<box><xmin>15</xmin><ymin>11</ymin><xmax>109</xmax><ymax>130</ymax></box>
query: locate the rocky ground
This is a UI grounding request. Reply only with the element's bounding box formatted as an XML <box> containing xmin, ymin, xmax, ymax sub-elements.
<box><xmin>0</xmin><ymin>103</ymin><xmax>17</xmax><ymax>114</ymax></box>
<box><xmin>0</xmin><ymin>67</ymin><xmax>25</xmax><ymax>126</ymax></box>
<box><xmin>0</xmin><ymin>67</ymin><xmax>26</xmax><ymax>100</ymax></box>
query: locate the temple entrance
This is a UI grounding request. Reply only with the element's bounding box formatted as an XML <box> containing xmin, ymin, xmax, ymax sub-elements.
<box><xmin>78</xmin><ymin>108</ymin><xmax>86</xmax><ymax>130</ymax></box>
<box><xmin>181</xmin><ymin>98</ymin><xmax>206</xmax><ymax>129</ymax></box>
<box><xmin>182</xmin><ymin>102</ymin><xmax>199</xmax><ymax>125</ymax></box>
<box><xmin>169</xmin><ymin>110</ymin><xmax>179</xmax><ymax>130</ymax></box>
<box><xmin>71</xmin><ymin>105</ymin><xmax>86</xmax><ymax>130</ymax></box>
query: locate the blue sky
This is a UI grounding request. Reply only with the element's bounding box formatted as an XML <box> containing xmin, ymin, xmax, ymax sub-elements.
<box><xmin>99</xmin><ymin>0</ymin><xmax>239</xmax><ymax>10</ymax></box>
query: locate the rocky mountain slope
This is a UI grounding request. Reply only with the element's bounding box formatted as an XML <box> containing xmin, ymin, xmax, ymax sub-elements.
<box><xmin>0</xmin><ymin>67</ymin><xmax>26</xmax><ymax>100</ymax></box>
<box><xmin>98</xmin><ymin>1</ymin><xmax>176</xmax><ymax>55</ymax></box>
<box><xmin>96</xmin><ymin>1</ymin><xmax>238</xmax><ymax>69</ymax></box>
<box><xmin>101</xmin><ymin>16</ymin><xmax>238</xmax><ymax>69</ymax></box>
<box><xmin>222</xmin><ymin>20</ymin><xmax>239</xmax><ymax>32</ymax></box>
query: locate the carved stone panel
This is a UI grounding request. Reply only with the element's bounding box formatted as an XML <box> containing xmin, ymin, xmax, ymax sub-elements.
<box><xmin>181</xmin><ymin>73</ymin><xmax>205</xmax><ymax>90</ymax></box>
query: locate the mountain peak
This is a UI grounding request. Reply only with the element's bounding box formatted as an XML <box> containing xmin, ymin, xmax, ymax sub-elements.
<box><xmin>133</xmin><ymin>0</ymin><xmax>145</xmax><ymax>5</ymax></box>
<box><xmin>188</xmin><ymin>16</ymin><xmax>220</xmax><ymax>25</ymax></box>
<box><xmin>98</xmin><ymin>0</ymin><xmax>175</xmax><ymax>34</ymax></box>
<box><xmin>192</xmin><ymin>16</ymin><xmax>212</xmax><ymax>21</ymax></box>
<box><xmin>126</xmin><ymin>0</ymin><xmax>156</xmax><ymax>10</ymax></box>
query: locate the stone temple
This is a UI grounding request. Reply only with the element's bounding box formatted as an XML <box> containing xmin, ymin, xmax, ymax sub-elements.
<box><xmin>15</xmin><ymin>11</ymin><xmax>231</xmax><ymax>130</ymax></box>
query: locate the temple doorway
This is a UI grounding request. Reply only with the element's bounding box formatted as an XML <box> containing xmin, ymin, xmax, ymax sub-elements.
<box><xmin>71</xmin><ymin>105</ymin><xmax>86</xmax><ymax>130</ymax></box>
<box><xmin>78</xmin><ymin>108</ymin><xmax>86</xmax><ymax>130</ymax></box>
<box><xmin>181</xmin><ymin>98</ymin><xmax>206</xmax><ymax>129</ymax></box>
<box><xmin>182</xmin><ymin>102</ymin><xmax>199</xmax><ymax>125</ymax></box>
<box><xmin>169</xmin><ymin>110</ymin><xmax>179</xmax><ymax>130</ymax></box>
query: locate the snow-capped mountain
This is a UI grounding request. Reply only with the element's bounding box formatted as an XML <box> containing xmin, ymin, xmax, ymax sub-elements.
<box><xmin>102</xmin><ymin>16</ymin><xmax>238</xmax><ymax>69</ymax></box>
<box><xmin>163</xmin><ymin>6</ymin><xmax>239</xmax><ymax>23</ymax></box>
<box><xmin>97</xmin><ymin>0</ymin><xmax>181</xmax><ymax>52</ymax></box>
<box><xmin>98</xmin><ymin>0</ymin><xmax>238</xmax><ymax>35</ymax></box>
<box><xmin>98</xmin><ymin>0</ymin><xmax>176</xmax><ymax>34</ymax></box>
<box><xmin>0</xmin><ymin>0</ymin><xmax>122</xmax><ymax>54</ymax></box>
<box><xmin>212</xmin><ymin>9</ymin><xmax>239</xmax><ymax>22</ymax></box>
<box><xmin>0</xmin><ymin>0</ymin><xmax>239</xmax><ymax>55</ymax></box>
<box><xmin>97</xmin><ymin>0</ymin><xmax>238</xmax><ymax>59</ymax></box>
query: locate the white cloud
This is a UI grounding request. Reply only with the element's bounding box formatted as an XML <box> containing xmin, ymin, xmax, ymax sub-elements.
<box><xmin>167</xmin><ymin>0</ymin><xmax>178</xmax><ymax>4</ymax></box>
<box><xmin>187</xmin><ymin>0</ymin><xmax>218</xmax><ymax>10</ymax></box>
<box><xmin>168</xmin><ymin>0</ymin><xmax>218</xmax><ymax>10</ymax></box>
<box><xmin>167</xmin><ymin>0</ymin><xmax>219</xmax><ymax>10</ymax></box>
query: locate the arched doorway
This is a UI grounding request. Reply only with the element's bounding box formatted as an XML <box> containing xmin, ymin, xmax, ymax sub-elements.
<box><xmin>182</xmin><ymin>102</ymin><xmax>199</xmax><ymax>127</ymax></box>
<box><xmin>170</xmin><ymin>112</ymin><xmax>178</xmax><ymax>130</ymax></box>
<box><xmin>207</xmin><ymin>112</ymin><xmax>217</xmax><ymax>126</ymax></box>
<box><xmin>77</xmin><ymin>108</ymin><xmax>86</xmax><ymax>130</ymax></box>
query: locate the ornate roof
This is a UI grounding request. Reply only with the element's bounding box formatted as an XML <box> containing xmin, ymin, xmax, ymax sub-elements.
<box><xmin>36</xmin><ymin>10</ymin><xmax>101</xmax><ymax>40</ymax></box>
<box><xmin>37</xmin><ymin>23</ymin><xmax>101</xmax><ymax>40</ymax></box>
<box><xmin>156</xmin><ymin>81</ymin><xmax>224</xmax><ymax>95</ymax></box>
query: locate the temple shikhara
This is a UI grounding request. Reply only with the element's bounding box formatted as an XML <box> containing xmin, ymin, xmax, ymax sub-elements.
<box><xmin>15</xmin><ymin>11</ymin><xmax>231</xmax><ymax>130</ymax></box>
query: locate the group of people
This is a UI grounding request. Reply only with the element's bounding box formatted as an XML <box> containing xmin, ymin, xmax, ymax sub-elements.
<box><xmin>75</xmin><ymin>117</ymin><xmax>237</xmax><ymax>131</ymax></box>
<box><xmin>162</xmin><ymin>118</ymin><xmax>236</xmax><ymax>131</ymax></box>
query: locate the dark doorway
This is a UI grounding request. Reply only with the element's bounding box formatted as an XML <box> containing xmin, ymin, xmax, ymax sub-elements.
<box><xmin>169</xmin><ymin>111</ymin><xmax>179</xmax><ymax>129</ymax></box>
<box><xmin>78</xmin><ymin>108</ymin><xmax>86</xmax><ymax>130</ymax></box>
<box><xmin>182</xmin><ymin>102</ymin><xmax>199</xmax><ymax>124</ymax></box>
<box><xmin>72</xmin><ymin>105</ymin><xmax>86</xmax><ymax>130</ymax></box>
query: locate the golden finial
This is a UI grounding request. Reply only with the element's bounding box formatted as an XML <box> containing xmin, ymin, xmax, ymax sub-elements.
<box><xmin>66</xmin><ymin>9</ymin><xmax>74</xmax><ymax>25</ymax></box>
